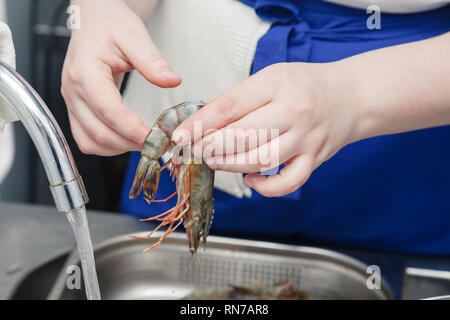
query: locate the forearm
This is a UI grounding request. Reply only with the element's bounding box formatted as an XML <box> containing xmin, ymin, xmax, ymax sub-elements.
<box><xmin>124</xmin><ymin>0</ymin><xmax>159</xmax><ymax>21</ymax></box>
<box><xmin>326</xmin><ymin>32</ymin><xmax>450</xmax><ymax>144</ymax></box>
<box><xmin>71</xmin><ymin>0</ymin><xmax>158</xmax><ymax>22</ymax></box>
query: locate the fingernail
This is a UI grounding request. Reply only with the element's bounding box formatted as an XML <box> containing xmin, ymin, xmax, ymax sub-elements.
<box><xmin>205</xmin><ymin>157</ymin><xmax>216</xmax><ymax>169</ymax></box>
<box><xmin>203</xmin><ymin>134</ymin><xmax>214</xmax><ymax>144</ymax></box>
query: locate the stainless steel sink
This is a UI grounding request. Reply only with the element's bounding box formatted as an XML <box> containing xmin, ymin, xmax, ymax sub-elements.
<box><xmin>48</xmin><ymin>232</ymin><xmax>392</xmax><ymax>300</ymax></box>
<box><xmin>10</xmin><ymin>254</ymin><xmax>69</xmax><ymax>300</ymax></box>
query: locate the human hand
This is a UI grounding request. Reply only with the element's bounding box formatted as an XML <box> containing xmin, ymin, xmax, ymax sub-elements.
<box><xmin>174</xmin><ymin>33</ymin><xmax>450</xmax><ymax>197</ymax></box>
<box><xmin>173</xmin><ymin>62</ymin><xmax>358</xmax><ymax>197</ymax></box>
<box><xmin>61</xmin><ymin>0</ymin><xmax>181</xmax><ymax>156</ymax></box>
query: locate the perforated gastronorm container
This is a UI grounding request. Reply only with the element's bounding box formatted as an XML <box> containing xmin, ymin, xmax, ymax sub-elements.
<box><xmin>48</xmin><ymin>232</ymin><xmax>392</xmax><ymax>300</ymax></box>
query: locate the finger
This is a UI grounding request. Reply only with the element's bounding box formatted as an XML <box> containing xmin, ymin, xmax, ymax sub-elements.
<box><xmin>68</xmin><ymin>114</ymin><xmax>125</xmax><ymax>156</ymax></box>
<box><xmin>244</xmin><ymin>155</ymin><xmax>311</xmax><ymax>197</ymax></box>
<box><xmin>173</xmin><ymin>71</ymin><xmax>273</xmax><ymax>144</ymax></box>
<box><xmin>66</xmin><ymin>95</ymin><xmax>141</xmax><ymax>152</ymax></box>
<box><xmin>196</xmin><ymin>102</ymin><xmax>289</xmax><ymax>157</ymax></box>
<box><xmin>204</xmin><ymin>132</ymin><xmax>298</xmax><ymax>173</ymax></box>
<box><xmin>113</xmin><ymin>72</ymin><xmax>125</xmax><ymax>89</ymax></box>
<box><xmin>115</xmin><ymin>19</ymin><xmax>181</xmax><ymax>88</ymax></box>
<box><xmin>79</xmin><ymin>62</ymin><xmax>151</xmax><ymax>146</ymax></box>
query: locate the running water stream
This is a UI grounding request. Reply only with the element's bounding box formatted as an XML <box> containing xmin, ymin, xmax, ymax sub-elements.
<box><xmin>65</xmin><ymin>207</ymin><xmax>101</xmax><ymax>300</ymax></box>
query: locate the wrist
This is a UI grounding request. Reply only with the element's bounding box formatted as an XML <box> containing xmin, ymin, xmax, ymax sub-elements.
<box><xmin>310</xmin><ymin>61</ymin><xmax>369</xmax><ymax>146</ymax></box>
<box><xmin>124</xmin><ymin>0</ymin><xmax>159</xmax><ymax>21</ymax></box>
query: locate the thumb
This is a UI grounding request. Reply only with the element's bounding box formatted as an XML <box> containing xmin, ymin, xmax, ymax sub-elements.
<box><xmin>115</xmin><ymin>20</ymin><xmax>181</xmax><ymax>88</ymax></box>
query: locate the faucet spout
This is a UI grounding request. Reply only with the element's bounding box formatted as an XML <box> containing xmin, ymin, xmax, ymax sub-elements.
<box><xmin>0</xmin><ymin>60</ymin><xmax>88</xmax><ymax>212</ymax></box>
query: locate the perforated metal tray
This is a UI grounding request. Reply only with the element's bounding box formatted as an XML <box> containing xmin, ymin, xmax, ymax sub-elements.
<box><xmin>48</xmin><ymin>232</ymin><xmax>392</xmax><ymax>300</ymax></box>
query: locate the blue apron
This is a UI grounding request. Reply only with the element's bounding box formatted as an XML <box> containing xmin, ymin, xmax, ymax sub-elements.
<box><xmin>121</xmin><ymin>0</ymin><xmax>450</xmax><ymax>255</ymax></box>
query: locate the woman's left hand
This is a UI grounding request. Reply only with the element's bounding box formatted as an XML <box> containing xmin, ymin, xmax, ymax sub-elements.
<box><xmin>173</xmin><ymin>62</ymin><xmax>358</xmax><ymax>197</ymax></box>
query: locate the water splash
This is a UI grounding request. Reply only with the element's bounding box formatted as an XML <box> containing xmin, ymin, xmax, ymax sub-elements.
<box><xmin>65</xmin><ymin>206</ymin><xmax>101</xmax><ymax>300</ymax></box>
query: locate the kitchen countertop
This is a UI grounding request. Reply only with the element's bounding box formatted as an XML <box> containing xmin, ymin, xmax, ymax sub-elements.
<box><xmin>1</xmin><ymin>201</ymin><xmax>450</xmax><ymax>300</ymax></box>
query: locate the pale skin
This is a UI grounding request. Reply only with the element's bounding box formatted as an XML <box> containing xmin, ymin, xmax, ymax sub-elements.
<box><xmin>62</xmin><ymin>0</ymin><xmax>178</xmax><ymax>155</ymax></box>
<box><xmin>61</xmin><ymin>0</ymin><xmax>450</xmax><ymax>197</ymax></box>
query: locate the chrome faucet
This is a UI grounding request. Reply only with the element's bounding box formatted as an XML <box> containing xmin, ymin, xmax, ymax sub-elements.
<box><xmin>0</xmin><ymin>60</ymin><xmax>88</xmax><ymax>212</ymax></box>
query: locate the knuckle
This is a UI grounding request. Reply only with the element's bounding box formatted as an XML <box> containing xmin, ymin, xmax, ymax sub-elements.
<box><xmin>78</xmin><ymin>143</ymin><xmax>94</xmax><ymax>155</ymax></box>
<box><xmin>123</xmin><ymin>120</ymin><xmax>144</xmax><ymax>144</ymax></box>
<box><xmin>60</xmin><ymin>85</ymin><xmax>67</xmax><ymax>100</ymax></box>
<box><xmin>129</xmin><ymin>122</ymin><xmax>146</xmax><ymax>143</ymax></box>
<box><xmin>289</xmin><ymin>102</ymin><xmax>307</xmax><ymax>120</ymax></box>
<box><xmin>92</xmin><ymin>131</ymin><xmax>107</xmax><ymax>146</ymax></box>
<box><xmin>298</xmin><ymin>172</ymin><xmax>309</xmax><ymax>186</ymax></box>
<box><xmin>251</xmin><ymin>181</ymin><xmax>272</xmax><ymax>198</ymax></box>
<box><xmin>215</xmin><ymin>96</ymin><xmax>236</xmax><ymax>123</ymax></box>
<box><xmin>70</xmin><ymin>130</ymin><xmax>93</xmax><ymax>155</ymax></box>
<box><xmin>294</xmin><ymin>171</ymin><xmax>310</xmax><ymax>191</ymax></box>
<box><xmin>67</xmin><ymin>118</ymin><xmax>96</xmax><ymax>155</ymax></box>
<box><xmin>258</xmin><ymin>187</ymin><xmax>274</xmax><ymax>198</ymax></box>
<box><xmin>288</xmin><ymin>96</ymin><xmax>315</xmax><ymax>121</ymax></box>
<box><xmin>148</xmin><ymin>55</ymin><xmax>166</xmax><ymax>67</ymax></box>
<box><xmin>74</xmin><ymin>137</ymin><xmax>94</xmax><ymax>155</ymax></box>
<box><xmin>144</xmin><ymin>52</ymin><xmax>167</xmax><ymax>72</ymax></box>
<box><xmin>271</xmin><ymin>63</ymin><xmax>291</xmax><ymax>85</ymax></box>
<box><xmin>98</xmin><ymin>107</ymin><xmax>116</xmax><ymax>126</ymax></box>
<box><xmin>302</xmin><ymin>88</ymin><xmax>319</xmax><ymax>110</ymax></box>
<box><xmin>64</xmin><ymin>63</ymin><xmax>82</xmax><ymax>85</ymax></box>
<box><xmin>284</xmin><ymin>173</ymin><xmax>307</xmax><ymax>194</ymax></box>
<box><xmin>285</xmin><ymin>179</ymin><xmax>299</xmax><ymax>194</ymax></box>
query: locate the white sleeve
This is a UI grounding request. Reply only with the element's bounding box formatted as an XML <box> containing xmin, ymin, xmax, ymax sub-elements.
<box><xmin>0</xmin><ymin>21</ymin><xmax>18</xmax><ymax>130</ymax></box>
<box><xmin>0</xmin><ymin>3</ymin><xmax>17</xmax><ymax>188</ymax></box>
<box><xmin>0</xmin><ymin>123</ymin><xmax>14</xmax><ymax>187</ymax></box>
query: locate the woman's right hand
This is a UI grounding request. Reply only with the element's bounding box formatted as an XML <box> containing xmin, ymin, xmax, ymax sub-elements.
<box><xmin>61</xmin><ymin>0</ymin><xmax>181</xmax><ymax>156</ymax></box>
